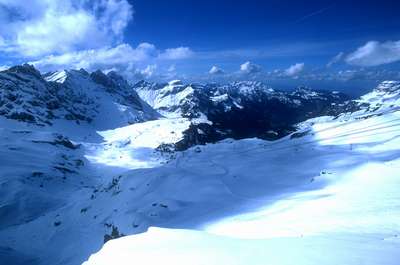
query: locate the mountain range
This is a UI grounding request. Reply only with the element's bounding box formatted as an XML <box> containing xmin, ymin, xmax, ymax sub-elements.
<box><xmin>0</xmin><ymin>65</ymin><xmax>399</xmax><ymax>265</ymax></box>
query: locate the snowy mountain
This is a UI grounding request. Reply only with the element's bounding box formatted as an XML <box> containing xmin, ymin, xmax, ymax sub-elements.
<box><xmin>0</xmin><ymin>64</ymin><xmax>159</xmax><ymax>128</ymax></box>
<box><xmin>0</xmin><ymin>66</ymin><xmax>399</xmax><ymax>265</ymax></box>
<box><xmin>135</xmin><ymin>80</ymin><xmax>354</xmax><ymax>148</ymax></box>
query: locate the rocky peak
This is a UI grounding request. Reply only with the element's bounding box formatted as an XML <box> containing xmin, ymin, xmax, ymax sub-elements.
<box><xmin>6</xmin><ymin>64</ymin><xmax>43</xmax><ymax>80</ymax></box>
<box><xmin>0</xmin><ymin>65</ymin><xmax>160</xmax><ymax>127</ymax></box>
<box><xmin>90</xmin><ymin>70</ymin><xmax>113</xmax><ymax>88</ymax></box>
<box><xmin>90</xmin><ymin>70</ymin><xmax>133</xmax><ymax>94</ymax></box>
<box><xmin>106</xmin><ymin>71</ymin><xmax>130</xmax><ymax>90</ymax></box>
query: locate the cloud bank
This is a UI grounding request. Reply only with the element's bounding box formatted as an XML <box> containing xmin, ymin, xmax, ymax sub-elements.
<box><xmin>0</xmin><ymin>0</ymin><xmax>193</xmax><ymax>76</ymax></box>
<box><xmin>30</xmin><ymin>43</ymin><xmax>193</xmax><ymax>71</ymax></box>
<box><xmin>346</xmin><ymin>40</ymin><xmax>400</xmax><ymax>66</ymax></box>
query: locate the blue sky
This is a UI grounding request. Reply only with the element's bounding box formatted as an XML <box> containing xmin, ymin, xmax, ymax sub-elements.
<box><xmin>128</xmin><ymin>0</ymin><xmax>399</xmax><ymax>52</ymax></box>
<box><xmin>0</xmin><ymin>0</ymin><xmax>399</xmax><ymax>91</ymax></box>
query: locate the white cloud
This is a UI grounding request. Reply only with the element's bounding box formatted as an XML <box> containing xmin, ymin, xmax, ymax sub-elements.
<box><xmin>209</xmin><ymin>66</ymin><xmax>224</xmax><ymax>75</ymax></box>
<box><xmin>346</xmin><ymin>40</ymin><xmax>400</xmax><ymax>66</ymax></box>
<box><xmin>94</xmin><ymin>0</ymin><xmax>133</xmax><ymax>38</ymax></box>
<box><xmin>284</xmin><ymin>63</ymin><xmax>304</xmax><ymax>76</ymax></box>
<box><xmin>240</xmin><ymin>61</ymin><xmax>262</xmax><ymax>74</ymax></box>
<box><xmin>0</xmin><ymin>0</ymin><xmax>133</xmax><ymax>57</ymax></box>
<box><xmin>30</xmin><ymin>43</ymin><xmax>194</xmax><ymax>72</ymax></box>
<box><xmin>140</xmin><ymin>64</ymin><xmax>157</xmax><ymax>78</ymax></box>
<box><xmin>159</xmin><ymin>47</ymin><xmax>194</xmax><ymax>60</ymax></box>
<box><xmin>327</xmin><ymin>52</ymin><xmax>344</xmax><ymax>67</ymax></box>
<box><xmin>333</xmin><ymin>68</ymin><xmax>400</xmax><ymax>81</ymax></box>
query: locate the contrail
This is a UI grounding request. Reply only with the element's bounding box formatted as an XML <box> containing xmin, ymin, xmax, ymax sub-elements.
<box><xmin>294</xmin><ymin>4</ymin><xmax>335</xmax><ymax>23</ymax></box>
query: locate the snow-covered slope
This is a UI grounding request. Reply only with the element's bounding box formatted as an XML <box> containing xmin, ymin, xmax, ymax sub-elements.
<box><xmin>357</xmin><ymin>80</ymin><xmax>400</xmax><ymax>110</ymax></box>
<box><xmin>84</xmin><ymin>117</ymin><xmax>191</xmax><ymax>170</ymax></box>
<box><xmin>135</xmin><ymin>80</ymin><xmax>196</xmax><ymax>118</ymax></box>
<box><xmin>1</xmin><ymin>76</ymin><xmax>399</xmax><ymax>265</ymax></box>
<box><xmin>83</xmin><ymin>81</ymin><xmax>400</xmax><ymax>265</ymax></box>
<box><xmin>0</xmin><ymin>64</ymin><xmax>167</xmax><ymax>265</ymax></box>
<box><xmin>0</xmin><ymin>118</ymin><xmax>194</xmax><ymax>265</ymax></box>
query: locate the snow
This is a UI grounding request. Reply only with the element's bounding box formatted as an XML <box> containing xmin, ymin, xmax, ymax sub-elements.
<box><xmin>45</xmin><ymin>70</ymin><xmax>68</xmax><ymax>83</ymax></box>
<box><xmin>206</xmin><ymin>160</ymin><xmax>400</xmax><ymax>238</ymax></box>
<box><xmin>57</xmin><ymin>70</ymin><xmax>158</xmax><ymax>129</ymax></box>
<box><xmin>232</xmin><ymin>100</ymin><xmax>243</xmax><ymax>109</ymax></box>
<box><xmin>356</xmin><ymin>81</ymin><xmax>400</xmax><ymax>110</ymax></box>
<box><xmin>210</xmin><ymin>93</ymin><xmax>229</xmax><ymax>103</ymax></box>
<box><xmin>83</xmin><ymin>86</ymin><xmax>400</xmax><ymax>265</ymax></box>
<box><xmin>168</xmin><ymin>80</ymin><xmax>183</xmax><ymax>86</ymax></box>
<box><xmin>84</xmin><ymin>118</ymin><xmax>191</xmax><ymax>170</ymax></box>
<box><xmin>136</xmin><ymin>81</ymin><xmax>195</xmax><ymax>118</ymax></box>
<box><xmin>156</xmin><ymin>86</ymin><xmax>194</xmax><ymax>113</ymax></box>
<box><xmin>83</xmin><ymin>227</ymin><xmax>399</xmax><ymax>265</ymax></box>
<box><xmin>1</xmin><ymin>76</ymin><xmax>400</xmax><ymax>265</ymax></box>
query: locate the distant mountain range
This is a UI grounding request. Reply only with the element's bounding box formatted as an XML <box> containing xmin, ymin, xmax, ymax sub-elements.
<box><xmin>1</xmin><ymin>64</ymin><xmax>363</xmax><ymax>149</ymax></box>
<box><xmin>134</xmin><ymin>79</ymin><xmax>360</xmax><ymax>148</ymax></box>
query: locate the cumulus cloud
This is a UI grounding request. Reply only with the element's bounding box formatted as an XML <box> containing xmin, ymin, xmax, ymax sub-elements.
<box><xmin>159</xmin><ymin>47</ymin><xmax>193</xmax><ymax>60</ymax></box>
<box><xmin>346</xmin><ymin>40</ymin><xmax>400</xmax><ymax>66</ymax></box>
<box><xmin>30</xmin><ymin>43</ymin><xmax>193</xmax><ymax>72</ymax></box>
<box><xmin>0</xmin><ymin>0</ymin><xmax>133</xmax><ymax>57</ymax></box>
<box><xmin>209</xmin><ymin>66</ymin><xmax>224</xmax><ymax>75</ymax></box>
<box><xmin>139</xmin><ymin>64</ymin><xmax>157</xmax><ymax>78</ymax></box>
<box><xmin>240</xmin><ymin>61</ymin><xmax>262</xmax><ymax>74</ymax></box>
<box><xmin>284</xmin><ymin>63</ymin><xmax>304</xmax><ymax>76</ymax></box>
<box><xmin>327</xmin><ymin>52</ymin><xmax>344</xmax><ymax>67</ymax></box>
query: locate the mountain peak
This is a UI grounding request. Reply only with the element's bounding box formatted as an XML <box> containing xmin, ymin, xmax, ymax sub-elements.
<box><xmin>90</xmin><ymin>69</ymin><xmax>114</xmax><ymax>88</ymax></box>
<box><xmin>6</xmin><ymin>64</ymin><xmax>42</xmax><ymax>79</ymax></box>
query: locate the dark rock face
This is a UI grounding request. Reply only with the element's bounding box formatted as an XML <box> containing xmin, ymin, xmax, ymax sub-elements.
<box><xmin>0</xmin><ymin>64</ymin><xmax>59</xmax><ymax>126</ymax></box>
<box><xmin>103</xmin><ymin>225</ymin><xmax>125</xmax><ymax>243</ymax></box>
<box><xmin>90</xmin><ymin>70</ymin><xmax>146</xmax><ymax>110</ymax></box>
<box><xmin>175</xmin><ymin>123</ymin><xmax>221</xmax><ymax>151</ymax></box>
